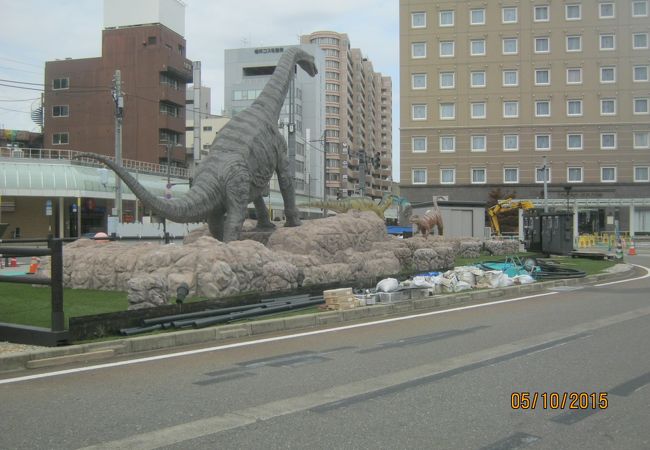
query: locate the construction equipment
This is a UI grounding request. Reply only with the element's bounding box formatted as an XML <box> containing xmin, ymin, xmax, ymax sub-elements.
<box><xmin>488</xmin><ymin>198</ymin><xmax>535</xmax><ymax>236</ymax></box>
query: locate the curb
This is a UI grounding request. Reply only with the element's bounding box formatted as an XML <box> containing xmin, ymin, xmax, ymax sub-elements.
<box><xmin>0</xmin><ymin>266</ymin><xmax>635</xmax><ymax>374</ymax></box>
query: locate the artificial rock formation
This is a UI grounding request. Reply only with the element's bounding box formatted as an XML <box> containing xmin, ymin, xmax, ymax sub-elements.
<box><xmin>49</xmin><ymin>212</ymin><xmax>519</xmax><ymax>309</ymax></box>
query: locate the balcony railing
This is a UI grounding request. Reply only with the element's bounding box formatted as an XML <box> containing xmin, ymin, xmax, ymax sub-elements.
<box><xmin>1</xmin><ymin>146</ymin><xmax>189</xmax><ymax>178</ymax></box>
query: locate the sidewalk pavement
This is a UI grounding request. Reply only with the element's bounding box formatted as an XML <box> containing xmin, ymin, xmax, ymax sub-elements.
<box><xmin>0</xmin><ymin>263</ymin><xmax>637</xmax><ymax>375</ymax></box>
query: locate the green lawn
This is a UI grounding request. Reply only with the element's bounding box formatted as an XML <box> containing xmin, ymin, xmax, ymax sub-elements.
<box><xmin>0</xmin><ymin>283</ymin><xmax>128</xmax><ymax>329</ymax></box>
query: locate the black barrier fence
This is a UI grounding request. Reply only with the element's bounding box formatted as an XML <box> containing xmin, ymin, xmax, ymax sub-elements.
<box><xmin>0</xmin><ymin>238</ymin><xmax>70</xmax><ymax>346</ymax></box>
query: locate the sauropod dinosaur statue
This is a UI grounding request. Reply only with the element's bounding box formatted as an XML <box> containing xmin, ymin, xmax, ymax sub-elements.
<box><xmin>74</xmin><ymin>47</ymin><xmax>317</xmax><ymax>242</ymax></box>
<box><xmin>409</xmin><ymin>196</ymin><xmax>444</xmax><ymax>238</ymax></box>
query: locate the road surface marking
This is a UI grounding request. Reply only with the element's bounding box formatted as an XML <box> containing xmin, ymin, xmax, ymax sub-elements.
<box><xmin>77</xmin><ymin>305</ymin><xmax>650</xmax><ymax>450</ymax></box>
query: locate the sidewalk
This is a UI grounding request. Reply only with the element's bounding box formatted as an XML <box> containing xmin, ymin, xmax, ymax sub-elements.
<box><xmin>0</xmin><ymin>263</ymin><xmax>637</xmax><ymax>374</ymax></box>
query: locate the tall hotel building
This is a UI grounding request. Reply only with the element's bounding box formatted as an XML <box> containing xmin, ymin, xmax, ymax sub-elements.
<box><xmin>400</xmin><ymin>0</ymin><xmax>650</xmax><ymax>232</ymax></box>
<box><xmin>301</xmin><ymin>32</ymin><xmax>393</xmax><ymax>199</ymax></box>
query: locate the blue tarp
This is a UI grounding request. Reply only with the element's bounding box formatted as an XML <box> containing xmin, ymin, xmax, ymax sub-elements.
<box><xmin>387</xmin><ymin>226</ymin><xmax>412</xmax><ymax>235</ymax></box>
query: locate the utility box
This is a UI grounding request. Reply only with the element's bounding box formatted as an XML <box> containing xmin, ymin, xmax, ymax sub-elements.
<box><xmin>523</xmin><ymin>211</ymin><xmax>574</xmax><ymax>255</ymax></box>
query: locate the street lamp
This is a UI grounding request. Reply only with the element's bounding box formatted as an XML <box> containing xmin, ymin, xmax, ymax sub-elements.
<box><xmin>564</xmin><ymin>186</ymin><xmax>572</xmax><ymax>212</ymax></box>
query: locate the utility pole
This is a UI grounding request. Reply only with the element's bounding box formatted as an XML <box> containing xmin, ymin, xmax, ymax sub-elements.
<box><xmin>542</xmin><ymin>155</ymin><xmax>548</xmax><ymax>212</ymax></box>
<box><xmin>192</xmin><ymin>61</ymin><xmax>201</xmax><ymax>173</ymax></box>
<box><xmin>163</xmin><ymin>141</ymin><xmax>172</xmax><ymax>244</ymax></box>
<box><xmin>287</xmin><ymin>71</ymin><xmax>296</xmax><ymax>181</ymax></box>
<box><xmin>112</xmin><ymin>70</ymin><xmax>124</xmax><ymax>222</ymax></box>
<box><xmin>359</xmin><ymin>149</ymin><xmax>367</xmax><ymax>197</ymax></box>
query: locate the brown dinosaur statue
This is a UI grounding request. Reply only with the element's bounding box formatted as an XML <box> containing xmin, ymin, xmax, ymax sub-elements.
<box><xmin>409</xmin><ymin>196</ymin><xmax>444</xmax><ymax>238</ymax></box>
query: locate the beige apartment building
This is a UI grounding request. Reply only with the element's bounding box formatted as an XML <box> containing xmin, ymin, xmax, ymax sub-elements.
<box><xmin>301</xmin><ymin>32</ymin><xmax>393</xmax><ymax>199</ymax></box>
<box><xmin>400</xmin><ymin>0</ymin><xmax>650</xmax><ymax>233</ymax></box>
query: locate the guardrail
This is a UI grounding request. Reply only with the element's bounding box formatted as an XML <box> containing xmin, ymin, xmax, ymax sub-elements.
<box><xmin>0</xmin><ymin>146</ymin><xmax>190</xmax><ymax>179</ymax></box>
<box><xmin>0</xmin><ymin>238</ymin><xmax>69</xmax><ymax>346</ymax></box>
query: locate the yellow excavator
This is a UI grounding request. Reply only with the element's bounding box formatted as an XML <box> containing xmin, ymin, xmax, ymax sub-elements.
<box><xmin>488</xmin><ymin>198</ymin><xmax>535</xmax><ymax>236</ymax></box>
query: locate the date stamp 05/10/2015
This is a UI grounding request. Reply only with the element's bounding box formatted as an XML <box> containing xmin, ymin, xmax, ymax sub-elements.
<box><xmin>511</xmin><ymin>392</ymin><xmax>609</xmax><ymax>410</ymax></box>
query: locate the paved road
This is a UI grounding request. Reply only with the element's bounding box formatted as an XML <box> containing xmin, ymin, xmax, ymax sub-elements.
<box><xmin>1</xmin><ymin>259</ymin><xmax>649</xmax><ymax>450</ymax></box>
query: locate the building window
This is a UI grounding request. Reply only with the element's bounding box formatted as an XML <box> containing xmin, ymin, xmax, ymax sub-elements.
<box><xmin>567</xmin><ymin>68</ymin><xmax>583</xmax><ymax>84</ymax></box>
<box><xmin>633</xmin><ymin>33</ymin><xmax>649</xmax><ymax>49</ymax></box>
<box><xmin>633</xmin><ymin>1</ymin><xmax>648</xmax><ymax>17</ymax></box>
<box><xmin>601</xmin><ymin>98</ymin><xmax>617</xmax><ymax>115</ymax></box>
<box><xmin>634</xmin><ymin>98</ymin><xmax>649</xmax><ymax>114</ymax></box>
<box><xmin>439</xmin><ymin>41</ymin><xmax>455</xmax><ymax>57</ymax></box>
<box><xmin>600</xmin><ymin>66</ymin><xmax>616</xmax><ymax>83</ymax></box>
<box><xmin>634</xmin><ymin>65</ymin><xmax>649</xmax><ymax>82</ymax></box>
<box><xmin>412</xmin><ymin>73</ymin><xmax>427</xmax><ymax>89</ymax></box>
<box><xmin>471</xmin><ymin>8</ymin><xmax>486</xmax><ymax>25</ymax></box>
<box><xmin>503</xmin><ymin>101</ymin><xmax>519</xmax><ymax>118</ymax></box>
<box><xmin>535</xmin><ymin>37</ymin><xmax>550</xmax><ymax>53</ymax></box>
<box><xmin>503</xmin><ymin>134</ymin><xmax>519</xmax><ymax>151</ymax></box>
<box><xmin>599</xmin><ymin>3</ymin><xmax>615</xmax><ymax>18</ymax></box>
<box><xmin>567</xmin><ymin>99</ymin><xmax>583</xmax><ymax>116</ymax></box>
<box><xmin>536</xmin><ymin>167</ymin><xmax>551</xmax><ymax>183</ymax></box>
<box><xmin>634</xmin><ymin>131</ymin><xmax>650</xmax><ymax>148</ymax></box>
<box><xmin>536</xmin><ymin>134</ymin><xmax>551</xmax><ymax>151</ymax></box>
<box><xmin>411</xmin><ymin>42</ymin><xmax>426</xmax><ymax>58</ymax></box>
<box><xmin>534</xmin><ymin>5</ymin><xmax>550</xmax><ymax>21</ymax></box>
<box><xmin>503</xmin><ymin>69</ymin><xmax>519</xmax><ymax>86</ymax></box>
<box><xmin>412</xmin><ymin>168</ymin><xmax>427</xmax><ymax>184</ymax></box>
<box><xmin>601</xmin><ymin>167</ymin><xmax>617</xmax><ymax>182</ymax></box>
<box><xmin>411</xmin><ymin>12</ymin><xmax>426</xmax><ymax>28</ymax></box>
<box><xmin>325</xmin><ymin>94</ymin><xmax>339</xmax><ymax>103</ymax></box>
<box><xmin>535</xmin><ymin>100</ymin><xmax>551</xmax><ymax>117</ymax></box>
<box><xmin>504</xmin><ymin>168</ymin><xmax>519</xmax><ymax>183</ymax></box>
<box><xmin>471</xmin><ymin>168</ymin><xmax>487</xmax><ymax>184</ymax></box>
<box><xmin>440</xmin><ymin>168</ymin><xmax>456</xmax><ymax>184</ymax></box>
<box><xmin>412</xmin><ymin>104</ymin><xmax>427</xmax><ymax>120</ymax></box>
<box><xmin>202</xmin><ymin>126</ymin><xmax>212</xmax><ymax>131</ymax></box>
<box><xmin>439</xmin><ymin>72</ymin><xmax>455</xmax><ymax>89</ymax></box>
<box><xmin>471</xmin><ymin>135</ymin><xmax>486</xmax><ymax>151</ymax></box>
<box><xmin>535</xmin><ymin>69</ymin><xmax>550</xmax><ymax>85</ymax></box>
<box><xmin>600</xmin><ymin>34</ymin><xmax>616</xmax><ymax>50</ymax></box>
<box><xmin>52</xmin><ymin>132</ymin><xmax>69</xmax><ymax>145</ymax></box>
<box><xmin>566</xmin><ymin>4</ymin><xmax>581</xmax><ymax>20</ymax></box>
<box><xmin>440</xmin><ymin>103</ymin><xmax>456</xmax><ymax>120</ymax></box>
<box><xmin>439</xmin><ymin>10</ymin><xmax>454</xmax><ymax>27</ymax></box>
<box><xmin>634</xmin><ymin>166</ymin><xmax>650</xmax><ymax>182</ymax></box>
<box><xmin>566</xmin><ymin>35</ymin><xmax>582</xmax><ymax>52</ymax></box>
<box><xmin>502</xmin><ymin>7</ymin><xmax>518</xmax><ymax>23</ymax></box>
<box><xmin>471</xmin><ymin>39</ymin><xmax>486</xmax><ymax>56</ymax></box>
<box><xmin>412</xmin><ymin>136</ymin><xmax>427</xmax><ymax>153</ymax></box>
<box><xmin>440</xmin><ymin>135</ymin><xmax>456</xmax><ymax>152</ymax></box>
<box><xmin>567</xmin><ymin>133</ymin><xmax>583</xmax><ymax>150</ymax></box>
<box><xmin>471</xmin><ymin>102</ymin><xmax>486</xmax><ymax>119</ymax></box>
<box><xmin>471</xmin><ymin>71</ymin><xmax>486</xmax><ymax>87</ymax></box>
<box><xmin>568</xmin><ymin>167</ymin><xmax>583</xmax><ymax>183</ymax></box>
<box><xmin>601</xmin><ymin>133</ymin><xmax>617</xmax><ymax>149</ymax></box>
<box><xmin>52</xmin><ymin>105</ymin><xmax>69</xmax><ymax>117</ymax></box>
<box><xmin>502</xmin><ymin>38</ymin><xmax>518</xmax><ymax>55</ymax></box>
<box><xmin>52</xmin><ymin>78</ymin><xmax>69</xmax><ymax>90</ymax></box>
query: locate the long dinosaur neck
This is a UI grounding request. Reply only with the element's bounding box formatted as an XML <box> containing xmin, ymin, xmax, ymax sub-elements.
<box><xmin>252</xmin><ymin>47</ymin><xmax>309</xmax><ymax>121</ymax></box>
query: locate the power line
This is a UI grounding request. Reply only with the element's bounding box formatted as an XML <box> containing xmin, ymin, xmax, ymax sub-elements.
<box><xmin>0</xmin><ymin>105</ymin><xmax>31</xmax><ymax>114</ymax></box>
<box><xmin>0</xmin><ymin>82</ymin><xmax>42</xmax><ymax>92</ymax></box>
<box><xmin>0</xmin><ymin>97</ymin><xmax>40</xmax><ymax>102</ymax></box>
<box><xmin>0</xmin><ymin>56</ymin><xmax>43</xmax><ymax>69</ymax></box>
<box><xmin>0</xmin><ymin>78</ymin><xmax>44</xmax><ymax>86</ymax></box>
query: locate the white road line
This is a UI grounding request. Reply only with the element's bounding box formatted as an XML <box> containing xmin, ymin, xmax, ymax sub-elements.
<box><xmin>2</xmin><ymin>264</ymin><xmax>648</xmax><ymax>385</ymax></box>
<box><xmin>594</xmin><ymin>264</ymin><xmax>650</xmax><ymax>286</ymax></box>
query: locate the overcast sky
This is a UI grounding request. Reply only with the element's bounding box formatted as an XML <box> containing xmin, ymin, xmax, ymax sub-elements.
<box><xmin>0</xmin><ymin>0</ymin><xmax>400</xmax><ymax>179</ymax></box>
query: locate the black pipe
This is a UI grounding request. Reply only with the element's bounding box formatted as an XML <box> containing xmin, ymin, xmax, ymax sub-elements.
<box><xmin>142</xmin><ymin>303</ymin><xmax>266</xmax><ymax>326</ymax></box>
<box><xmin>120</xmin><ymin>323</ymin><xmax>163</xmax><ymax>336</ymax></box>
<box><xmin>0</xmin><ymin>247</ymin><xmax>52</xmax><ymax>257</ymax></box>
<box><xmin>0</xmin><ymin>275</ymin><xmax>50</xmax><ymax>285</ymax></box>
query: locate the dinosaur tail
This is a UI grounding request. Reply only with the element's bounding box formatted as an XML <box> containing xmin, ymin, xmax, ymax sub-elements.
<box><xmin>252</xmin><ymin>47</ymin><xmax>318</xmax><ymax>120</ymax></box>
<box><xmin>74</xmin><ymin>153</ymin><xmax>214</xmax><ymax>223</ymax></box>
<box><xmin>300</xmin><ymin>199</ymin><xmax>349</xmax><ymax>213</ymax></box>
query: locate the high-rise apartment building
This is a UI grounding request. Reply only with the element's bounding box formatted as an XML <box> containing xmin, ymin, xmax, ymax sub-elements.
<box><xmin>400</xmin><ymin>0</ymin><xmax>650</xmax><ymax>232</ymax></box>
<box><xmin>301</xmin><ymin>32</ymin><xmax>393</xmax><ymax>199</ymax></box>
<box><xmin>43</xmin><ymin>0</ymin><xmax>192</xmax><ymax>167</ymax></box>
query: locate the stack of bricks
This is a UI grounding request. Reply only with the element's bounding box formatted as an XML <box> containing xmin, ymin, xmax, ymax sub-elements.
<box><xmin>322</xmin><ymin>288</ymin><xmax>359</xmax><ymax>311</ymax></box>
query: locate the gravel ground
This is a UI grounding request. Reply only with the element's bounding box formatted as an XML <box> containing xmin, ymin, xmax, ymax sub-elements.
<box><xmin>0</xmin><ymin>341</ymin><xmax>46</xmax><ymax>355</ymax></box>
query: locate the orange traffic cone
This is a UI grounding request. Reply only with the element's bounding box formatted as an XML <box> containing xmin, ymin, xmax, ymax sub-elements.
<box><xmin>628</xmin><ymin>239</ymin><xmax>637</xmax><ymax>256</ymax></box>
<box><xmin>27</xmin><ymin>257</ymin><xmax>40</xmax><ymax>275</ymax></box>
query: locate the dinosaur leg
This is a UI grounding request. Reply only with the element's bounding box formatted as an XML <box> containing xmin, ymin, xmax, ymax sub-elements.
<box><xmin>253</xmin><ymin>195</ymin><xmax>275</xmax><ymax>230</ymax></box>
<box><xmin>207</xmin><ymin>207</ymin><xmax>225</xmax><ymax>241</ymax></box>
<box><xmin>275</xmin><ymin>137</ymin><xmax>302</xmax><ymax>227</ymax></box>
<box><xmin>437</xmin><ymin>222</ymin><xmax>444</xmax><ymax>236</ymax></box>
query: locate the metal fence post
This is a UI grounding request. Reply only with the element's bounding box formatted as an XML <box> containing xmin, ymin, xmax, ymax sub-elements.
<box><xmin>49</xmin><ymin>238</ymin><xmax>65</xmax><ymax>332</ymax></box>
